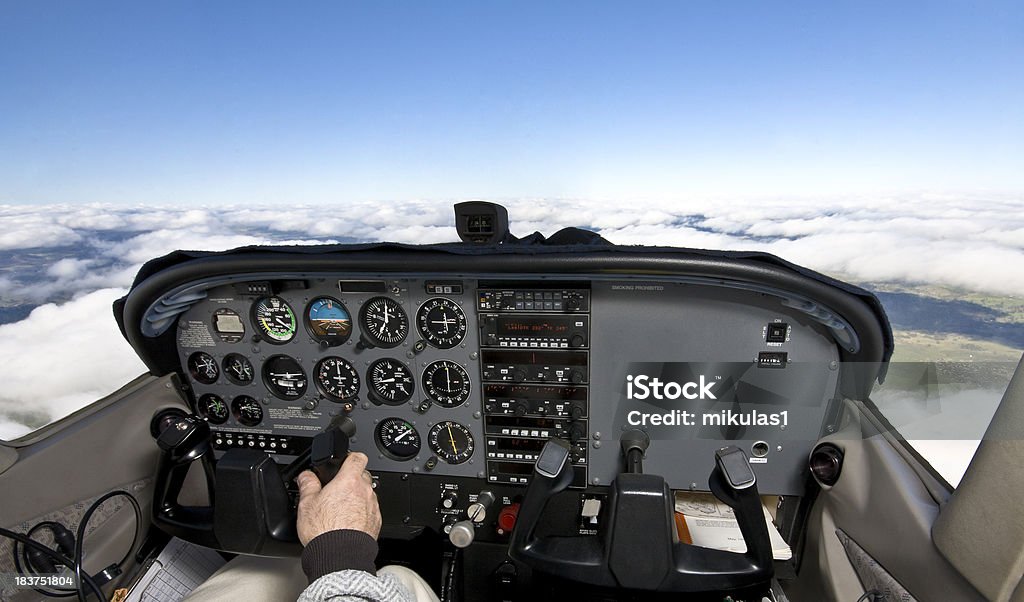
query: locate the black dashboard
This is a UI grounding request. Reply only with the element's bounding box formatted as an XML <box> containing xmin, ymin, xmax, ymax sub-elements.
<box><xmin>116</xmin><ymin>240</ymin><xmax>891</xmax><ymax>594</ymax></box>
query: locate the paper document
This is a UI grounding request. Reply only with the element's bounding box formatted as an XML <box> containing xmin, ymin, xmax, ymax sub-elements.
<box><xmin>674</xmin><ymin>492</ymin><xmax>792</xmax><ymax>561</ymax></box>
<box><xmin>123</xmin><ymin>537</ymin><xmax>226</xmax><ymax>602</ymax></box>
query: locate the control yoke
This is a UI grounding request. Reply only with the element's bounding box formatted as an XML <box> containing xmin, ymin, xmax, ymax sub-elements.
<box><xmin>152</xmin><ymin>415</ymin><xmax>355</xmax><ymax>556</ymax></box>
<box><xmin>509</xmin><ymin>434</ymin><xmax>774</xmax><ymax>592</ymax></box>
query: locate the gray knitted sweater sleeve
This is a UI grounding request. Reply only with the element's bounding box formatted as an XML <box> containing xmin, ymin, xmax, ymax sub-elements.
<box><xmin>298</xmin><ymin>569</ymin><xmax>415</xmax><ymax>602</ymax></box>
<box><xmin>295</xmin><ymin>529</ymin><xmax>415</xmax><ymax>602</ymax></box>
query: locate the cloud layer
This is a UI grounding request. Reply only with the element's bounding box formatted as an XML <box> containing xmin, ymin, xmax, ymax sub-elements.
<box><xmin>0</xmin><ymin>195</ymin><xmax>1021</xmax><ymax>440</ymax></box>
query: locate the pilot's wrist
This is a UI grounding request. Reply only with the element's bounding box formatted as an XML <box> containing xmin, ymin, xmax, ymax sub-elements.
<box><xmin>301</xmin><ymin>528</ymin><xmax>379</xmax><ymax>583</ymax></box>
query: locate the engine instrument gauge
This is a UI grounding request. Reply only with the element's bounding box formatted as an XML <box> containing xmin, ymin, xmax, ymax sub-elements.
<box><xmin>416</xmin><ymin>298</ymin><xmax>467</xmax><ymax>349</ymax></box>
<box><xmin>359</xmin><ymin>297</ymin><xmax>409</xmax><ymax>348</ymax></box>
<box><xmin>223</xmin><ymin>353</ymin><xmax>254</xmax><ymax>385</ymax></box>
<box><xmin>231</xmin><ymin>395</ymin><xmax>263</xmax><ymax>427</ymax></box>
<box><xmin>306</xmin><ymin>297</ymin><xmax>352</xmax><ymax>346</ymax></box>
<box><xmin>314</xmin><ymin>356</ymin><xmax>360</xmax><ymax>401</ymax></box>
<box><xmin>367</xmin><ymin>358</ymin><xmax>415</xmax><ymax>405</ymax></box>
<box><xmin>427</xmin><ymin>421</ymin><xmax>474</xmax><ymax>464</ymax></box>
<box><xmin>262</xmin><ymin>355</ymin><xmax>307</xmax><ymax>400</ymax></box>
<box><xmin>422</xmin><ymin>360</ymin><xmax>472</xmax><ymax>407</ymax></box>
<box><xmin>197</xmin><ymin>394</ymin><xmax>229</xmax><ymax>425</ymax></box>
<box><xmin>187</xmin><ymin>351</ymin><xmax>219</xmax><ymax>384</ymax></box>
<box><xmin>374</xmin><ymin>417</ymin><xmax>421</xmax><ymax>461</ymax></box>
<box><xmin>252</xmin><ymin>296</ymin><xmax>297</xmax><ymax>344</ymax></box>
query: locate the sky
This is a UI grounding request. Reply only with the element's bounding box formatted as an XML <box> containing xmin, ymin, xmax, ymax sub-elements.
<box><xmin>2</xmin><ymin>1</ymin><xmax>1023</xmax><ymax>205</ymax></box>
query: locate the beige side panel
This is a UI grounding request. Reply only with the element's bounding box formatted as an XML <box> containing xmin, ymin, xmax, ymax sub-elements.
<box><xmin>934</xmin><ymin>355</ymin><xmax>1024</xmax><ymax>601</ymax></box>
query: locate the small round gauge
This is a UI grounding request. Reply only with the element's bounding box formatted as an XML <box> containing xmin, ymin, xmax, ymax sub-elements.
<box><xmin>367</xmin><ymin>358</ymin><xmax>415</xmax><ymax>405</ymax></box>
<box><xmin>187</xmin><ymin>351</ymin><xmax>219</xmax><ymax>384</ymax></box>
<box><xmin>212</xmin><ymin>308</ymin><xmax>245</xmax><ymax>343</ymax></box>
<box><xmin>262</xmin><ymin>355</ymin><xmax>307</xmax><ymax>400</ymax></box>
<box><xmin>222</xmin><ymin>353</ymin><xmax>254</xmax><ymax>385</ymax></box>
<box><xmin>197</xmin><ymin>394</ymin><xmax>229</xmax><ymax>425</ymax></box>
<box><xmin>428</xmin><ymin>421</ymin><xmax>475</xmax><ymax>465</ymax></box>
<box><xmin>314</xmin><ymin>356</ymin><xmax>360</xmax><ymax>401</ymax></box>
<box><xmin>252</xmin><ymin>296</ymin><xmax>297</xmax><ymax>344</ymax></box>
<box><xmin>306</xmin><ymin>297</ymin><xmax>352</xmax><ymax>346</ymax></box>
<box><xmin>231</xmin><ymin>395</ymin><xmax>263</xmax><ymax>427</ymax></box>
<box><xmin>422</xmin><ymin>360</ymin><xmax>472</xmax><ymax>407</ymax></box>
<box><xmin>359</xmin><ymin>296</ymin><xmax>409</xmax><ymax>348</ymax></box>
<box><xmin>416</xmin><ymin>298</ymin><xmax>468</xmax><ymax>349</ymax></box>
<box><xmin>374</xmin><ymin>417</ymin><xmax>421</xmax><ymax>461</ymax></box>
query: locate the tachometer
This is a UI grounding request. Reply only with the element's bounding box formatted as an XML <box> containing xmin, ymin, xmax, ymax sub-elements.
<box><xmin>367</xmin><ymin>358</ymin><xmax>415</xmax><ymax>405</ymax></box>
<box><xmin>359</xmin><ymin>297</ymin><xmax>409</xmax><ymax>348</ymax></box>
<box><xmin>314</xmin><ymin>356</ymin><xmax>360</xmax><ymax>401</ymax></box>
<box><xmin>306</xmin><ymin>297</ymin><xmax>352</xmax><ymax>346</ymax></box>
<box><xmin>416</xmin><ymin>298</ymin><xmax>467</xmax><ymax>349</ymax></box>
<box><xmin>252</xmin><ymin>296</ymin><xmax>297</xmax><ymax>344</ymax></box>
<box><xmin>374</xmin><ymin>418</ymin><xmax>421</xmax><ymax>461</ymax></box>
<box><xmin>187</xmin><ymin>351</ymin><xmax>219</xmax><ymax>384</ymax></box>
<box><xmin>422</xmin><ymin>360</ymin><xmax>471</xmax><ymax>407</ymax></box>
<box><xmin>223</xmin><ymin>353</ymin><xmax>254</xmax><ymax>385</ymax></box>
<box><xmin>427</xmin><ymin>421</ymin><xmax>474</xmax><ymax>465</ymax></box>
<box><xmin>263</xmin><ymin>355</ymin><xmax>307</xmax><ymax>400</ymax></box>
<box><xmin>197</xmin><ymin>394</ymin><xmax>229</xmax><ymax>425</ymax></box>
<box><xmin>231</xmin><ymin>395</ymin><xmax>263</xmax><ymax>427</ymax></box>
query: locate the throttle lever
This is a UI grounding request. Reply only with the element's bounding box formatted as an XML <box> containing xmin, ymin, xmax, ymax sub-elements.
<box><xmin>309</xmin><ymin>417</ymin><xmax>357</xmax><ymax>486</ymax></box>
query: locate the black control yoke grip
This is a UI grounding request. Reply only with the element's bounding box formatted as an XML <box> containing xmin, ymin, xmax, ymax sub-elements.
<box><xmin>509</xmin><ymin>441</ymin><xmax>774</xmax><ymax>593</ymax></box>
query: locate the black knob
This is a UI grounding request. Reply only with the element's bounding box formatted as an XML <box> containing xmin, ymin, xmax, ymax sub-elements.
<box><xmin>570</xmin><ymin>404</ymin><xmax>584</xmax><ymax>419</ymax></box>
<box><xmin>569</xmin><ymin>333</ymin><xmax>586</xmax><ymax>348</ymax></box>
<box><xmin>514</xmin><ymin>403</ymin><xmax>529</xmax><ymax>417</ymax></box>
<box><xmin>512</xmin><ymin>369</ymin><xmax>528</xmax><ymax>383</ymax></box>
<box><xmin>569</xmin><ymin>369</ymin><xmax>584</xmax><ymax>384</ymax></box>
<box><xmin>567</xmin><ymin>297</ymin><xmax>581</xmax><ymax>311</ymax></box>
<box><xmin>568</xmin><ymin>423</ymin><xmax>586</xmax><ymax>443</ymax></box>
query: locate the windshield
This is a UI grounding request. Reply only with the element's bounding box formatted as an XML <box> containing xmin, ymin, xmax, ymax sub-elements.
<box><xmin>1</xmin><ymin>3</ymin><xmax>1022</xmax><ymax>488</ymax></box>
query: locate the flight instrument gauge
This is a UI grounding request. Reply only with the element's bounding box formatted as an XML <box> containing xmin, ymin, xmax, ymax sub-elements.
<box><xmin>314</xmin><ymin>356</ymin><xmax>360</xmax><ymax>401</ymax></box>
<box><xmin>374</xmin><ymin>417</ymin><xmax>421</xmax><ymax>461</ymax></box>
<box><xmin>359</xmin><ymin>297</ymin><xmax>409</xmax><ymax>348</ymax></box>
<box><xmin>422</xmin><ymin>360</ymin><xmax>472</xmax><ymax>407</ymax></box>
<box><xmin>306</xmin><ymin>297</ymin><xmax>352</xmax><ymax>346</ymax></box>
<box><xmin>197</xmin><ymin>394</ymin><xmax>229</xmax><ymax>425</ymax></box>
<box><xmin>223</xmin><ymin>353</ymin><xmax>254</xmax><ymax>385</ymax></box>
<box><xmin>252</xmin><ymin>296</ymin><xmax>297</xmax><ymax>344</ymax></box>
<box><xmin>367</xmin><ymin>358</ymin><xmax>415</xmax><ymax>405</ymax></box>
<box><xmin>231</xmin><ymin>395</ymin><xmax>263</xmax><ymax>427</ymax></box>
<box><xmin>428</xmin><ymin>421</ymin><xmax>474</xmax><ymax>464</ymax></box>
<box><xmin>263</xmin><ymin>355</ymin><xmax>307</xmax><ymax>400</ymax></box>
<box><xmin>188</xmin><ymin>352</ymin><xmax>219</xmax><ymax>384</ymax></box>
<box><xmin>416</xmin><ymin>298</ymin><xmax>467</xmax><ymax>349</ymax></box>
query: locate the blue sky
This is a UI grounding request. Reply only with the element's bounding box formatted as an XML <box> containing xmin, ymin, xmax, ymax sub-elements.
<box><xmin>1</xmin><ymin>1</ymin><xmax>1022</xmax><ymax>204</ymax></box>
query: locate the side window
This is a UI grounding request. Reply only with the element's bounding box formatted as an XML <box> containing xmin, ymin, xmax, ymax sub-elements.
<box><xmin>0</xmin><ymin>289</ymin><xmax>147</xmax><ymax>441</ymax></box>
<box><xmin>868</xmin><ymin>320</ymin><xmax>1021</xmax><ymax>487</ymax></box>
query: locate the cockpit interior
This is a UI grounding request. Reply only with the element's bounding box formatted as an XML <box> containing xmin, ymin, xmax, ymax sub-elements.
<box><xmin>2</xmin><ymin>203</ymin><xmax>1022</xmax><ymax>602</ymax></box>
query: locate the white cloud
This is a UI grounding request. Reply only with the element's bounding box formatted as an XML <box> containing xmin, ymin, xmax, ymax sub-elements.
<box><xmin>0</xmin><ymin>288</ymin><xmax>147</xmax><ymax>439</ymax></box>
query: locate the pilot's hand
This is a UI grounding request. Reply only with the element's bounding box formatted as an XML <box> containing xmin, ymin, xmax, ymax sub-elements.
<box><xmin>295</xmin><ymin>452</ymin><xmax>381</xmax><ymax>546</ymax></box>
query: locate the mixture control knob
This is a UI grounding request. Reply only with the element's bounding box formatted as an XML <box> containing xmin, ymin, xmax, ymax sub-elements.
<box><xmin>448</xmin><ymin>520</ymin><xmax>475</xmax><ymax>548</ymax></box>
<box><xmin>440</xmin><ymin>490</ymin><xmax>459</xmax><ymax>510</ymax></box>
<box><xmin>497</xmin><ymin>503</ymin><xmax>520</xmax><ymax>534</ymax></box>
<box><xmin>569</xmin><ymin>333</ymin><xmax>586</xmax><ymax>348</ymax></box>
<box><xmin>442</xmin><ymin>515</ymin><xmax>458</xmax><ymax>534</ymax></box>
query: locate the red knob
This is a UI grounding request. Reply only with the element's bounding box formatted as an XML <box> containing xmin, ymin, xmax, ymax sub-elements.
<box><xmin>498</xmin><ymin>503</ymin><xmax>520</xmax><ymax>533</ymax></box>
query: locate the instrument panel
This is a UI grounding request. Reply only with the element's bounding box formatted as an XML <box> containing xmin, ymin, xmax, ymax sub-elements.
<box><xmin>174</xmin><ymin>275</ymin><xmax>842</xmax><ymax>495</ymax></box>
